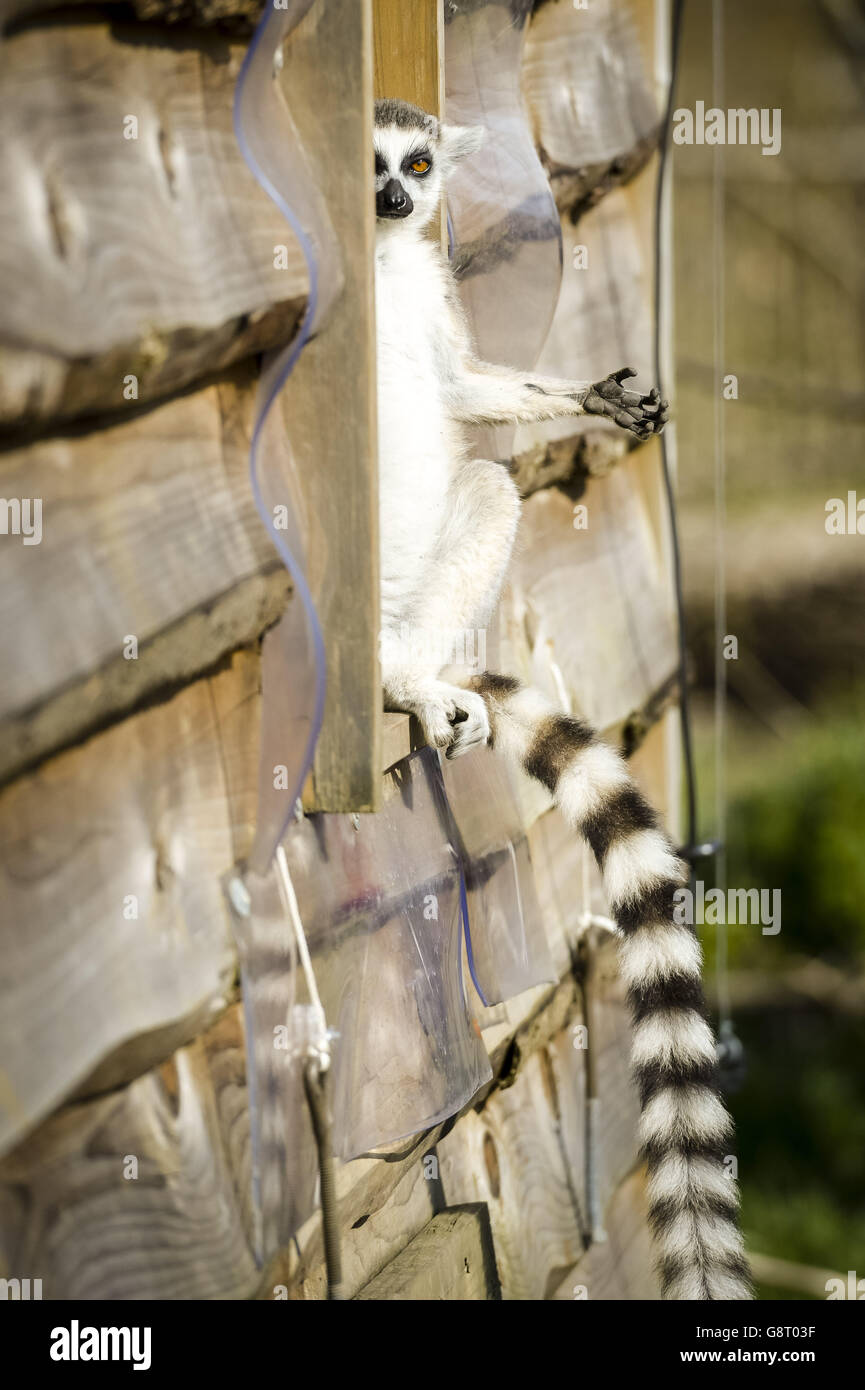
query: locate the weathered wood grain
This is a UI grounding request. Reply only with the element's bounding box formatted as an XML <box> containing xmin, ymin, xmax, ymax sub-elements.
<box><xmin>511</xmin><ymin>424</ymin><xmax>635</xmax><ymax>498</ymax></box>
<box><xmin>523</xmin><ymin>0</ymin><xmax>660</xmax><ymax>223</ymax></box>
<box><xmin>0</xmin><ymin>1015</ymin><xmax>259</xmax><ymax>1300</ymax></box>
<box><xmin>374</xmin><ymin>0</ymin><xmax>445</xmax><ymax>243</ymax></box>
<box><xmin>547</xmin><ymin>1026</ymin><xmax>590</xmax><ymax>1244</ymax></box>
<box><xmin>0</xmin><ymin>366</ymin><xmax>289</xmax><ymax>786</ymax></box>
<box><xmin>0</xmin><ymin>963</ymin><xmax>588</xmax><ymax>1299</ymax></box>
<box><xmin>0</xmin><ymin>673</ymin><xmax>479</xmax><ymax>1154</ymax></box>
<box><xmin>550</xmin><ymin>1166</ymin><xmax>659</xmax><ymax>1301</ymax></box>
<box><xmin>527</xmin><ymin>805</ymin><xmax>607</xmax><ymax>976</ymax></box>
<box><xmin>0</xmin><ymin>650</ymin><xmax>261</xmax><ymax>1157</ymax></box>
<box><xmin>436</xmin><ymin>1049</ymin><xmax>585</xmax><ymax>1300</ymax></box>
<box><xmin>0</xmin><ymin>630</ymin><xmax>588</xmax><ymax>1166</ymax></box>
<box><xmin>0</xmin><ymin>392</ymin><xmax>673</xmax><ymax>1214</ymax></box>
<box><xmin>584</xmin><ymin>927</ymin><xmax>641</xmax><ymax>1217</ymax></box>
<box><xmin>513</xmin><ymin>186</ymin><xmax>658</xmax><ymax>470</ymax></box>
<box><xmin>268</xmin><ymin>975</ymin><xmax>585</xmax><ymax>1299</ymax></box>
<box><xmin>277</xmin><ymin>0</ymin><xmax>380</xmax><ymax>813</ymax></box>
<box><xmin>0</xmin><ymin>0</ymin><xmax>265</xmax><ymax>33</ymax></box>
<box><xmin>502</xmin><ymin>460</ymin><xmax>677</xmax><ymax>734</ymax></box>
<box><xmin>373</xmin><ymin>0</ymin><xmax>443</xmax><ymax>114</ymax></box>
<box><xmin>0</xmin><ymin>20</ymin><xmax>307</xmax><ymax>433</ymax></box>
<box><xmin>275</xmin><ymin>1148</ymin><xmax>438</xmax><ymax>1300</ymax></box>
<box><xmin>355</xmin><ymin>1205</ymin><xmax>501</xmax><ymax>1300</ymax></box>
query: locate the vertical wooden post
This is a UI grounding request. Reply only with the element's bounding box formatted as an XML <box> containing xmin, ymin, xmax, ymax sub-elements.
<box><xmin>373</xmin><ymin>0</ymin><xmax>444</xmax><ymax>115</ymax></box>
<box><xmin>280</xmin><ymin>0</ymin><xmax>381</xmax><ymax>813</ymax></box>
<box><xmin>373</xmin><ymin>0</ymin><xmax>446</xmax><ymax>243</ymax></box>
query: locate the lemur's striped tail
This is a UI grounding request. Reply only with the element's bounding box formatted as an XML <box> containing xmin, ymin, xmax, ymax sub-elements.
<box><xmin>468</xmin><ymin>672</ymin><xmax>752</xmax><ymax>1301</ymax></box>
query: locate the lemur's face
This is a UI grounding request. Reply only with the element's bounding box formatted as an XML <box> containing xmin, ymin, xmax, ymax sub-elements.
<box><xmin>373</xmin><ymin>98</ymin><xmax>483</xmax><ymax>233</ymax></box>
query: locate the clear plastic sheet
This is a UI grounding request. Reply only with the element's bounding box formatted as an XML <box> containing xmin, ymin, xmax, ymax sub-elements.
<box><xmin>514</xmin><ymin>0</ymin><xmax>658</xmax><ymax>458</ymax></box>
<box><xmin>228</xmin><ymin>860</ymin><xmax>322</xmax><ymax>1263</ymax></box>
<box><xmin>279</xmin><ymin>748</ymin><xmax>492</xmax><ymax>1162</ymax></box>
<box><xmin>439</xmin><ymin>2</ymin><xmax>563</xmax><ymax>995</ymax></box>
<box><xmin>227</xmin><ymin>749</ymin><xmax>494</xmax><ymax>1260</ymax></box>
<box><xmin>227</xmin><ymin>1</ymin><xmax>343</xmax><ymax>1263</ymax></box>
<box><xmin>445</xmin><ymin>0</ymin><xmax>563</xmax><ymax>463</ymax></box>
<box><xmin>521</xmin><ymin>0</ymin><xmax>658</xmax><ymax>173</ymax></box>
<box><xmin>442</xmin><ymin>744</ymin><xmax>555</xmax><ymax>1005</ymax></box>
<box><xmin>233</xmin><ymin>0</ymin><xmax>341</xmax><ymax>877</ymax></box>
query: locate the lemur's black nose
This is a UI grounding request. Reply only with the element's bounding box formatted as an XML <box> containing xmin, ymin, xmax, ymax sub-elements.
<box><xmin>383</xmin><ymin>178</ymin><xmax>406</xmax><ymax>209</ymax></box>
<box><xmin>377</xmin><ymin>178</ymin><xmax>413</xmax><ymax>218</ymax></box>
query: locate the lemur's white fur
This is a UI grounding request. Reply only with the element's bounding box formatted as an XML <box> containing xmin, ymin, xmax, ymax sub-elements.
<box><xmin>373</xmin><ymin>99</ymin><xmax>748</xmax><ymax>1301</ymax></box>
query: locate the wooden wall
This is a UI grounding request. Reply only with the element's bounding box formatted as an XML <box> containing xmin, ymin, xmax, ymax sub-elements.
<box><xmin>0</xmin><ymin>0</ymin><xmax>676</xmax><ymax>1300</ymax></box>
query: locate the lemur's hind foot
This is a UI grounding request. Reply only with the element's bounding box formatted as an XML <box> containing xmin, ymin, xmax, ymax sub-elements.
<box><xmin>392</xmin><ymin>680</ymin><xmax>491</xmax><ymax>757</ymax></box>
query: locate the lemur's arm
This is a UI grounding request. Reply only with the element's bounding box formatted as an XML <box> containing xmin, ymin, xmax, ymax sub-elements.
<box><xmin>452</xmin><ymin>360</ymin><xmax>666</xmax><ymax>439</ymax></box>
<box><xmin>436</xmin><ymin>273</ymin><xmax>668</xmax><ymax>439</ymax></box>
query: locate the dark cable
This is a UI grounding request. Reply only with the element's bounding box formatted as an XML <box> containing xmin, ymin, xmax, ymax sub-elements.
<box><xmin>303</xmin><ymin>1059</ymin><xmax>345</xmax><ymax>1300</ymax></box>
<box><xmin>653</xmin><ymin>0</ymin><xmax>704</xmax><ymax>864</ymax></box>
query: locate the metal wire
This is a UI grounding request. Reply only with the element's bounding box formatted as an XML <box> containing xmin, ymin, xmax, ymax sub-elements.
<box><xmin>711</xmin><ymin>0</ymin><xmax>732</xmax><ymax>1033</ymax></box>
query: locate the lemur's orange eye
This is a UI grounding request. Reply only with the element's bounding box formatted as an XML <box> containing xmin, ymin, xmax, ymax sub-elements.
<box><xmin>410</xmin><ymin>158</ymin><xmax>430</xmax><ymax>174</ymax></box>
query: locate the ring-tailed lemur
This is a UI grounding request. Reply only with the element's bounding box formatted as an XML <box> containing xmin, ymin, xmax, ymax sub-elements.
<box><xmin>373</xmin><ymin>98</ymin><xmax>750</xmax><ymax>1301</ymax></box>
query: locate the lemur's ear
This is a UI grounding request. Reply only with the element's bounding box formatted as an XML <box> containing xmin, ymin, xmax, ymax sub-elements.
<box><xmin>438</xmin><ymin>123</ymin><xmax>485</xmax><ymax>165</ymax></box>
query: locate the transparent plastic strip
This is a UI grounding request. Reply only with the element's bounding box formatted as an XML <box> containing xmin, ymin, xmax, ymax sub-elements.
<box><xmin>233</xmin><ymin>0</ymin><xmax>340</xmax><ymax>875</ymax></box>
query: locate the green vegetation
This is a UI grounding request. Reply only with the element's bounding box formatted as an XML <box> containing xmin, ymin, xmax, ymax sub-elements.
<box><xmin>692</xmin><ymin>689</ymin><xmax>865</xmax><ymax>1296</ymax></box>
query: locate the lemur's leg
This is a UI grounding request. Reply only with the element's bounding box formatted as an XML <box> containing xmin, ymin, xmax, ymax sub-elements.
<box><xmin>381</xmin><ymin>458</ymin><xmax>520</xmax><ymax>757</ymax></box>
<box><xmin>451</xmin><ymin>365</ymin><xmax>668</xmax><ymax>439</ymax></box>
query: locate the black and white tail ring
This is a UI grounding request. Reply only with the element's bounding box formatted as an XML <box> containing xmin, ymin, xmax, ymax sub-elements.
<box><xmin>468</xmin><ymin>672</ymin><xmax>752</xmax><ymax>1301</ymax></box>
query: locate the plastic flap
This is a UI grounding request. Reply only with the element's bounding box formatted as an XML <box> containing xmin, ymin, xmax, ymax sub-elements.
<box><xmin>279</xmin><ymin>748</ymin><xmax>492</xmax><ymax>1161</ymax></box>
<box><xmin>442</xmin><ymin>744</ymin><xmax>555</xmax><ymax>1004</ymax></box>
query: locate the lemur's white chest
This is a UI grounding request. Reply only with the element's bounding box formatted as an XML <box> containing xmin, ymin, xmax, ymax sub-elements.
<box><xmin>375</xmin><ymin>234</ymin><xmax>462</xmax><ymax>626</ymax></box>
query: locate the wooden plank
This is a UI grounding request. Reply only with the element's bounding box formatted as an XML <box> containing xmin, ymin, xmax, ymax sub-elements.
<box><xmin>502</xmin><ymin>461</ymin><xmax>677</xmax><ymax>733</ymax></box>
<box><xmin>0</xmin><ymin>365</ymin><xmax>289</xmax><ymax>785</ymax></box>
<box><xmin>0</xmin><ymin>1015</ymin><xmax>259</xmax><ymax>1300</ymax></box>
<box><xmin>273</xmin><ymin>1149</ymin><xmax>438</xmax><ymax>1301</ymax></box>
<box><xmin>585</xmin><ymin>927</ymin><xmax>641</xmax><ymax>1216</ymax></box>
<box><xmin>523</xmin><ymin>0</ymin><xmax>660</xmax><ymax>223</ymax></box>
<box><xmin>512</xmin><ymin>184</ymin><xmax>657</xmax><ymax>467</ymax></box>
<box><xmin>511</xmin><ymin>423</ymin><xmax>638</xmax><ymax>499</ymax></box>
<box><xmin>0</xmin><ymin>2</ymin><xmax>381</xmax><ymax>810</ymax></box>
<box><xmin>628</xmin><ymin>712</ymin><xmax>674</xmax><ymax>823</ymax></box>
<box><xmin>546</xmin><ymin>1025</ymin><xmax>590</xmax><ymax>1244</ymax></box>
<box><xmin>0</xmin><ymin>21</ymin><xmax>308</xmax><ymax>435</ymax></box>
<box><xmin>0</xmin><ymin>0</ymin><xmax>265</xmax><ymax>32</ymax></box>
<box><xmin>0</xmin><ymin>651</ymin><xmax>261</xmax><ymax>1156</ymax></box>
<box><xmin>278</xmin><ymin>0</ymin><xmax>380</xmax><ymax>813</ymax></box>
<box><xmin>0</xmin><ymin>633</ymin><xmax>585</xmax><ymax>1166</ymax></box>
<box><xmin>373</xmin><ymin>0</ymin><xmax>445</xmax><ymax>244</ymax></box>
<box><xmin>0</xmin><ymin>969</ymin><xmax>585</xmax><ymax>1300</ymax></box>
<box><xmin>373</xmin><ymin>0</ymin><xmax>443</xmax><ymax>114</ymax></box>
<box><xmin>355</xmin><ymin>1205</ymin><xmax>500</xmax><ymax>1300</ymax></box>
<box><xmin>270</xmin><ymin>979</ymin><xmax>583</xmax><ymax>1299</ymax></box>
<box><xmin>550</xmin><ymin>1167</ymin><xmax>660</xmax><ymax>1301</ymax></box>
<box><xmin>527</xmin><ymin>805</ymin><xmax>606</xmax><ymax>975</ymax></box>
<box><xmin>436</xmin><ymin>1049</ymin><xmax>585</xmax><ymax>1300</ymax></box>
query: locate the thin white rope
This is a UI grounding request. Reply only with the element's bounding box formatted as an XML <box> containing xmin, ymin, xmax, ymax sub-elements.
<box><xmin>546</xmin><ymin>648</ymin><xmax>615</xmax><ymax>936</ymax></box>
<box><xmin>578</xmin><ymin>912</ymin><xmax>621</xmax><ymax>937</ymax></box>
<box><xmin>712</xmin><ymin>0</ymin><xmax>732</xmax><ymax>1030</ymax></box>
<box><xmin>275</xmin><ymin>843</ymin><xmax>331</xmax><ymax>1071</ymax></box>
<box><xmin>505</xmin><ymin>839</ymin><xmax>531</xmax><ymax>967</ymax></box>
<box><xmin>547</xmin><ymin>648</ymin><xmax>572</xmax><ymax>717</ymax></box>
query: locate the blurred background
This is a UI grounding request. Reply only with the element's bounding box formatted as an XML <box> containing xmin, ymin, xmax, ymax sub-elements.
<box><xmin>674</xmin><ymin>0</ymin><xmax>865</xmax><ymax>1298</ymax></box>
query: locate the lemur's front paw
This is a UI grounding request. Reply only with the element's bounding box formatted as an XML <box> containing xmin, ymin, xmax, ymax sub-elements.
<box><xmin>415</xmin><ymin>685</ymin><xmax>490</xmax><ymax>759</ymax></box>
<box><xmin>584</xmin><ymin>367</ymin><xmax>669</xmax><ymax>441</ymax></box>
